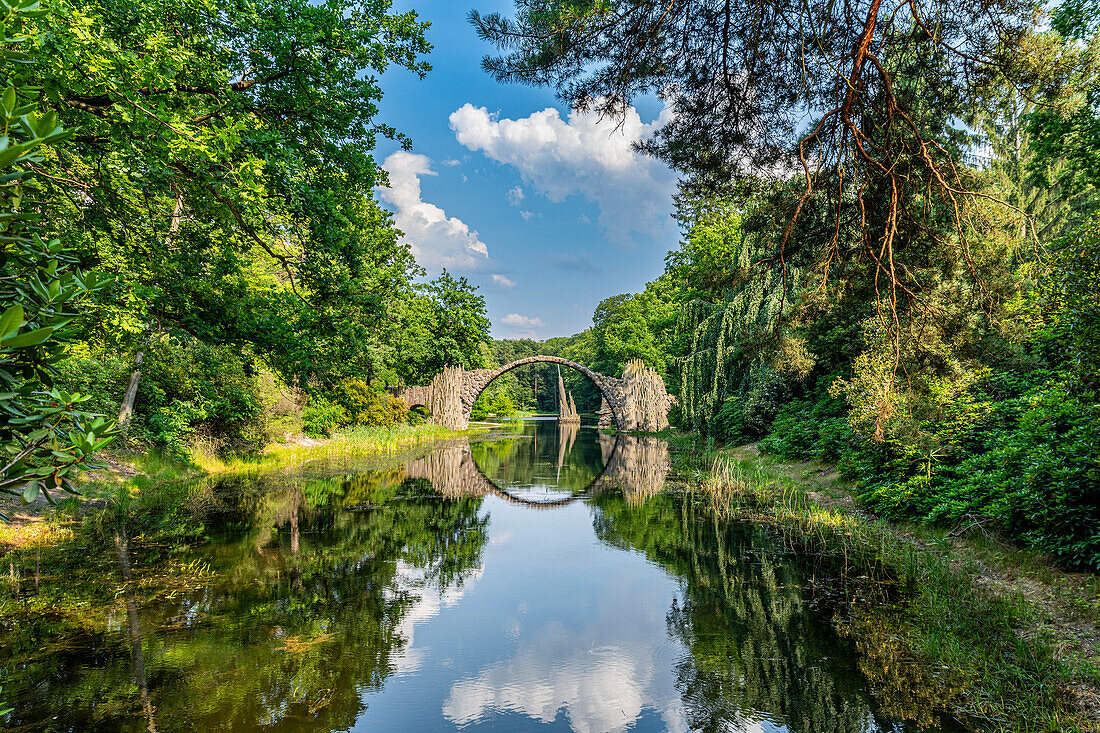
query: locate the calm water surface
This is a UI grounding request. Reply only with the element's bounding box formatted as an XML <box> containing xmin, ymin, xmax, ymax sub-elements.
<box><xmin>1</xmin><ymin>419</ymin><xmax>965</xmax><ymax>732</ymax></box>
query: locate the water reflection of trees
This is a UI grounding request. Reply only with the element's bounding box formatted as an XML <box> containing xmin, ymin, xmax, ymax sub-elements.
<box><xmin>470</xmin><ymin>421</ymin><xmax>607</xmax><ymax>494</ymax></box>
<box><xmin>592</xmin><ymin>493</ymin><xmax>963</xmax><ymax>733</ymax></box>
<box><xmin>1</xmin><ymin>474</ymin><xmax>488</xmax><ymax>732</ymax></box>
<box><xmin>176</xmin><ymin>475</ymin><xmax>488</xmax><ymax>730</ymax></box>
<box><xmin>465</xmin><ymin>425</ymin><xmax>671</xmax><ymax>506</ymax></box>
<box><xmin>2</xmin><ymin>431</ymin><xmax>960</xmax><ymax>733</ymax></box>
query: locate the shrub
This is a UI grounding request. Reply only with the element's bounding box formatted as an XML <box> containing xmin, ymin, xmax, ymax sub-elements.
<box><xmin>138</xmin><ymin>333</ymin><xmax>265</xmax><ymax>456</ymax></box>
<box><xmin>710</xmin><ymin>398</ymin><xmax>752</xmax><ymax>445</ymax></box>
<box><xmin>841</xmin><ymin>373</ymin><xmax>1100</xmax><ymax>569</ymax></box>
<box><xmin>332</xmin><ymin>379</ymin><xmax>406</xmax><ymax>426</ymax></box>
<box><xmin>471</xmin><ymin>386</ymin><xmax>516</xmax><ymax>420</ymax></box>
<box><xmin>146</xmin><ymin>400</ymin><xmax>208</xmax><ymax>459</ymax></box>
<box><xmin>303</xmin><ymin>396</ymin><xmax>345</xmax><ymax>437</ymax></box>
<box><xmin>487</xmin><ymin>392</ymin><xmax>515</xmax><ymax>417</ymax></box>
<box><xmin>55</xmin><ymin>356</ymin><xmax>130</xmax><ymax>422</ymax></box>
<box><xmin>937</xmin><ymin>380</ymin><xmax>1099</xmax><ymax>568</ymax></box>
<box><xmin>759</xmin><ymin>390</ymin><xmax>851</xmax><ymax>460</ymax></box>
<box><xmin>368</xmin><ymin>393</ymin><xmax>408</xmax><ymax>427</ymax></box>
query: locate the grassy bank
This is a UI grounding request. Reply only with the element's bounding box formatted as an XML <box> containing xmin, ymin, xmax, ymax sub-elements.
<box><xmin>683</xmin><ymin>442</ymin><xmax>1100</xmax><ymax>731</ymax></box>
<box><xmin>189</xmin><ymin>424</ymin><xmax>459</xmax><ymax>474</ymax></box>
<box><xmin>0</xmin><ymin>423</ymin><xmax>462</xmax><ymax>554</ymax></box>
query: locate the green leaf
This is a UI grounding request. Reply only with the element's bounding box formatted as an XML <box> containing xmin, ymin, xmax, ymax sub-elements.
<box><xmin>1</xmin><ymin>325</ymin><xmax>53</xmax><ymax>348</ymax></box>
<box><xmin>21</xmin><ymin>478</ymin><xmax>38</xmax><ymax>504</ymax></box>
<box><xmin>0</xmin><ymin>304</ymin><xmax>22</xmax><ymax>337</ymax></box>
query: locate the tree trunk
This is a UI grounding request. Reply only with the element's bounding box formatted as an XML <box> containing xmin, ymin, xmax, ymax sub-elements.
<box><xmin>115</xmin><ymin>530</ymin><xmax>159</xmax><ymax>733</ymax></box>
<box><xmin>117</xmin><ymin>193</ymin><xmax>184</xmax><ymax>437</ymax></box>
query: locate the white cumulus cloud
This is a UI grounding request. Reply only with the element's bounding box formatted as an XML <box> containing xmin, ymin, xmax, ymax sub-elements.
<box><xmin>501</xmin><ymin>313</ymin><xmax>544</xmax><ymax>328</ymax></box>
<box><xmin>499</xmin><ymin>312</ymin><xmax>545</xmax><ymax>340</ymax></box>
<box><xmin>506</xmin><ymin>185</ymin><xmax>525</xmax><ymax>205</ymax></box>
<box><xmin>492</xmin><ymin>274</ymin><xmax>517</xmax><ymax>288</ymax></box>
<box><xmin>449</xmin><ymin>102</ymin><xmax>678</xmax><ymax>247</ymax></box>
<box><xmin>379</xmin><ymin>151</ymin><xmax>489</xmax><ymax>272</ymax></box>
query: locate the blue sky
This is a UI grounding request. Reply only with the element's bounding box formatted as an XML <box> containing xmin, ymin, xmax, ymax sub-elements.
<box><xmin>374</xmin><ymin>1</ymin><xmax>680</xmax><ymax>340</ymax></box>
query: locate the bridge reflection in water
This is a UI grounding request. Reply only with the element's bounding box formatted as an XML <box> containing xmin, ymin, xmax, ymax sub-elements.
<box><xmin>403</xmin><ymin>422</ymin><xmax>670</xmax><ymax>508</ymax></box>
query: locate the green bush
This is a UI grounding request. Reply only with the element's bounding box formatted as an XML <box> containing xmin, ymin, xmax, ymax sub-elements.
<box><xmin>146</xmin><ymin>399</ymin><xmax>208</xmax><ymax>459</ymax></box>
<box><xmin>303</xmin><ymin>396</ymin><xmax>346</xmax><ymax>437</ymax></box>
<box><xmin>837</xmin><ymin>373</ymin><xmax>1100</xmax><ymax>569</ymax></box>
<box><xmin>407</xmin><ymin>406</ymin><xmax>427</xmax><ymax>426</ymax></box>
<box><xmin>138</xmin><ymin>333</ymin><xmax>266</xmax><ymax>456</ymax></box>
<box><xmin>710</xmin><ymin>398</ymin><xmax>752</xmax><ymax>444</ymax></box>
<box><xmin>471</xmin><ymin>387</ymin><xmax>516</xmax><ymax>420</ymax></box>
<box><xmin>759</xmin><ymin>391</ymin><xmax>851</xmax><ymax>460</ymax></box>
<box><xmin>332</xmin><ymin>378</ymin><xmax>406</xmax><ymax>427</ymax></box>
<box><xmin>487</xmin><ymin>392</ymin><xmax>515</xmax><ymax>417</ymax></box>
<box><xmin>55</xmin><ymin>341</ymin><xmax>269</xmax><ymax>458</ymax></box>
<box><xmin>935</xmin><ymin>380</ymin><xmax>1098</xmax><ymax>568</ymax></box>
<box><xmin>55</xmin><ymin>356</ymin><xmax>130</xmax><ymax>422</ymax></box>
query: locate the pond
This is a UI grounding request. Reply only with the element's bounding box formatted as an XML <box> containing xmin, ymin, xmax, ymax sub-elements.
<box><xmin>1</xmin><ymin>419</ymin><xmax>967</xmax><ymax>732</ymax></box>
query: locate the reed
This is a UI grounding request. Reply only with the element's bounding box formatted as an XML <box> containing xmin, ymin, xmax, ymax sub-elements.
<box><xmin>191</xmin><ymin>424</ymin><xmax>458</xmax><ymax>474</ymax></box>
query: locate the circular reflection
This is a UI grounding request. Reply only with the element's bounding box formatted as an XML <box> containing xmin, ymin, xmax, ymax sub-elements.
<box><xmin>470</xmin><ymin>419</ymin><xmax>617</xmax><ymax>507</ymax></box>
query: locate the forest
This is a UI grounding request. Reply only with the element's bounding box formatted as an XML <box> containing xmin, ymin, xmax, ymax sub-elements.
<box><xmin>2</xmin><ymin>0</ymin><xmax>1098</xmax><ymax>573</ymax></box>
<box><xmin>471</xmin><ymin>0</ymin><xmax>1100</xmax><ymax>570</ymax></box>
<box><xmin>0</xmin><ymin>0</ymin><xmax>494</xmax><ymax>491</ymax></box>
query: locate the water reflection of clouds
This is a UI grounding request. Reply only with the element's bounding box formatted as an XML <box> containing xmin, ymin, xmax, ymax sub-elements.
<box><xmin>489</xmin><ymin>529</ymin><xmax>514</xmax><ymax>548</ymax></box>
<box><xmin>443</xmin><ymin>620</ymin><xmax>686</xmax><ymax>733</ymax></box>
<box><xmin>388</xmin><ymin>560</ymin><xmax>484</xmax><ymax>678</ymax></box>
<box><xmin>441</xmin><ymin>574</ymin><xmax>689</xmax><ymax>733</ymax></box>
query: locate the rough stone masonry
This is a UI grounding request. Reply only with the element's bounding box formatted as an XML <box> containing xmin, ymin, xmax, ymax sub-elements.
<box><xmin>400</xmin><ymin>355</ymin><xmax>673</xmax><ymax>432</ymax></box>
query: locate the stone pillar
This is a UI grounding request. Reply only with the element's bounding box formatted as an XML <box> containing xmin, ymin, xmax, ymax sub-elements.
<box><xmin>556</xmin><ymin>369</ymin><xmax>580</xmax><ymax>424</ymax></box>
<box><xmin>428</xmin><ymin>365</ymin><xmax>468</xmax><ymax>430</ymax></box>
<box><xmin>618</xmin><ymin>360</ymin><xmax>672</xmax><ymax>432</ymax></box>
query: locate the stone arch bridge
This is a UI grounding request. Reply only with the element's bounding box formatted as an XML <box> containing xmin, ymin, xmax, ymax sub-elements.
<box><xmin>399</xmin><ymin>356</ymin><xmax>673</xmax><ymax>432</ymax></box>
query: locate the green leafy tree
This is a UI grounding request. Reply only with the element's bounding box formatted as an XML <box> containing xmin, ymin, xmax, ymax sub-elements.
<box><xmin>0</xmin><ymin>0</ymin><xmax>116</xmax><ymax>515</ymax></box>
<box><xmin>34</xmin><ymin>0</ymin><xmax>432</xmax><ymax>392</ymax></box>
<box><xmin>1027</xmin><ymin>0</ymin><xmax>1100</xmax><ymax>197</ymax></box>
<box><xmin>592</xmin><ymin>294</ymin><xmax>659</xmax><ymax>375</ymax></box>
<box><xmin>395</xmin><ymin>271</ymin><xmax>491</xmax><ymax>384</ymax></box>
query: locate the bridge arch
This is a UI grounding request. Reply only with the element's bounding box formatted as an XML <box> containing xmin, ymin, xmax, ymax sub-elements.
<box><xmin>462</xmin><ymin>356</ymin><xmax>623</xmax><ymax>429</ymax></box>
<box><xmin>400</xmin><ymin>355</ymin><xmax>669</xmax><ymax>431</ymax></box>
